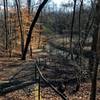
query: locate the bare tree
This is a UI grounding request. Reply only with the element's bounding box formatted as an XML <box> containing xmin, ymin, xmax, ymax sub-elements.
<box><xmin>70</xmin><ymin>0</ymin><xmax>77</xmax><ymax>59</ymax></box>
<box><xmin>90</xmin><ymin>0</ymin><xmax>100</xmax><ymax>100</ymax></box>
<box><xmin>27</xmin><ymin>0</ymin><xmax>31</xmax><ymax>14</ymax></box>
<box><xmin>22</xmin><ymin>0</ymin><xmax>48</xmax><ymax>60</ymax></box>
<box><xmin>3</xmin><ymin>0</ymin><xmax>8</xmax><ymax>50</ymax></box>
<box><xmin>15</xmin><ymin>0</ymin><xmax>24</xmax><ymax>56</ymax></box>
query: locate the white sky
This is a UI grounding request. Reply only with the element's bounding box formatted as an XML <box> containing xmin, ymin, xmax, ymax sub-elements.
<box><xmin>2</xmin><ymin>0</ymin><xmax>68</xmax><ymax>5</ymax></box>
<box><xmin>52</xmin><ymin>0</ymin><xmax>64</xmax><ymax>5</ymax></box>
<box><xmin>0</xmin><ymin>0</ymin><xmax>72</xmax><ymax>6</ymax></box>
<box><xmin>52</xmin><ymin>0</ymin><xmax>69</xmax><ymax>5</ymax></box>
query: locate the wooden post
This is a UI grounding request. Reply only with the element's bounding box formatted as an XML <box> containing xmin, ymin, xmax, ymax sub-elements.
<box><xmin>38</xmin><ymin>76</ymin><xmax>41</xmax><ymax>100</ymax></box>
<box><xmin>34</xmin><ymin>83</ymin><xmax>42</xmax><ymax>100</ymax></box>
<box><xmin>35</xmin><ymin>65</ymin><xmax>37</xmax><ymax>81</ymax></box>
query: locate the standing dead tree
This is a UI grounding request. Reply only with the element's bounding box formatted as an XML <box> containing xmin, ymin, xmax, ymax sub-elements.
<box><xmin>22</xmin><ymin>0</ymin><xmax>48</xmax><ymax>60</ymax></box>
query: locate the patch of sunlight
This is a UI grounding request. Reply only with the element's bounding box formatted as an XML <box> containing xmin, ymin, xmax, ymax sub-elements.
<box><xmin>33</xmin><ymin>83</ymin><xmax>42</xmax><ymax>100</ymax></box>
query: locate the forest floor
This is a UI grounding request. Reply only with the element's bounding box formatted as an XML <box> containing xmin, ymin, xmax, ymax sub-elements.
<box><xmin>0</xmin><ymin>57</ymin><xmax>100</xmax><ymax>100</ymax></box>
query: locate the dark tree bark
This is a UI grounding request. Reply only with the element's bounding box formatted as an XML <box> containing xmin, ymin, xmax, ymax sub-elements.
<box><xmin>15</xmin><ymin>0</ymin><xmax>24</xmax><ymax>56</ymax></box>
<box><xmin>27</xmin><ymin>0</ymin><xmax>31</xmax><ymax>14</ymax></box>
<box><xmin>3</xmin><ymin>0</ymin><xmax>8</xmax><ymax>50</ymax></box>
<box><xmin>90</xmin><ymin>57</ymin><xmax>99</xmax><ymax>100</ymax></box>
<box><xmin>70</xmin><ymin>0</ymin><xmax>77</xmax><ymax>59</ymax></box>
<box><xmin>78</xmin><ymin>0</ymin><xmax>83</xmax><ymax>40</ymax></box>
<box><xmin>78</xmin><ymin>0</ymin><xmax>83</xmax><ymax>65</ymax></box>
<box><xmin>22</xmin><ymin>0</ymin><xmax>48</xmax><ymax>60</ymax></box>
<box><xmin>90</xmin><ymin>0</ymin><xmax>100</xmax><ymax>100</ymax></box>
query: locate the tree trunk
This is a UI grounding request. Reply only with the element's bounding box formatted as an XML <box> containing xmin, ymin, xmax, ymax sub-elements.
<box><xmin>90</xmin><ymin>0</ymin><xmax>100</xmax><ymax>100</ymax></box>
<box><xmin>3</xmin><ymin>0</ymin><xmax>8</xmax><ymax>50</ymax></box>
<box><xmin>90</xmin><ymin>57</ymin><xmax>99</xmax><ymax>100</ymax></box>
<box><xmin>27</xmin><ymin>0</ymin><xmax>31</xmax><ymax>14</ymax></box>
<box><xmin>15</xmin><ymin>0</ymin><xmax>24</xmax><ymax>56</ymax></box>
<box><xmin>22</xmin><ymin>0</ymin><xmax>48</xmax><ymax>60</ymax></box>
<box><xmin>70</xmin><ymin>0</ymin><xmax>77</xmax><ymax>59</ymax></box>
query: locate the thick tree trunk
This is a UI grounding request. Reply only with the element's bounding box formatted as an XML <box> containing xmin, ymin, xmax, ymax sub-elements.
<box><xmin>22</xmin><ymin>0</ymin><xmax>48</xmax><ymax>60</ymax></box>
<box><xmin>90</xmin><ymin>57</ymin><xmax>99</xmax><ymax>100</ymax></box>
<box><xmin>90</xmin><ymin>0</ymin><xmax>100</xmax><ymax>100</ymax></box>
